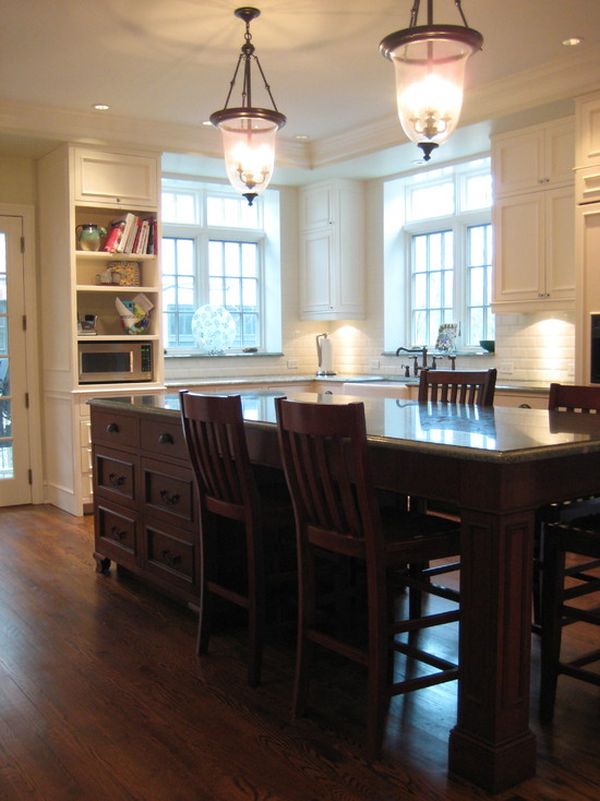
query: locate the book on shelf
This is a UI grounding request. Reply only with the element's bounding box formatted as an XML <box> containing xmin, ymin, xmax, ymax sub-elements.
<box><xmin>136</xmin><ymin>219</ymin><xmax>150</xmax><ymax>255</ymax></box>
<box><xmin>103</xmin><ymin>220</ymin><xmax>125</xmax><ymax>253</ymax></box>
<box><xmin>147</xmin><ymin>218</ymin><xmax>157</xmax><ymax>256</ymax></box>
<box><xmin>116</xmin><ymin>213</ymin><xmax>138</xmax><ymax>253</ymax></box>
<box><xmin>102</xmin><ymin>215</ymin><xmax>156</xmax><ymax>256</ymax></box>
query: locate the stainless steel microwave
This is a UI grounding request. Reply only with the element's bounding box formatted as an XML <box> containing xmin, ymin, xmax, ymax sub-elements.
<box><xmin>78</xmin><ymin>341</ymin><xmax>153</xmax><ymax>384</ymax></box>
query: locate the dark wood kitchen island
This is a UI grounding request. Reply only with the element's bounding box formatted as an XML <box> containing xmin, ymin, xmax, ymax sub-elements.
<box><xmin>89</xmin><ymin>391</ymin><xmax>600</xmax><ymax>793</ymax></box>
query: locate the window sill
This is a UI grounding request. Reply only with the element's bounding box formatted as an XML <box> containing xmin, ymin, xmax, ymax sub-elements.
<box><xmin>382</xmin><ymin>350</ymin><xmax>493</xmax><ymax>358</ymax></box>
<box><xmin>165</xmin><ymin>351</ymin><xmax>284</xmax><ymax>359</ymax></box>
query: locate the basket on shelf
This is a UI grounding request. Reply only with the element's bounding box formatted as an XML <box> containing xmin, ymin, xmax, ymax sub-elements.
<box><xmin>108</xmin><ymin>261</ymin><xmax>141</xmax><ymax>287</ymax></box>
<box><xmin>116</xmin><ymin>294</ymin><xmax>153</xmax><ymax>335</ymax></box>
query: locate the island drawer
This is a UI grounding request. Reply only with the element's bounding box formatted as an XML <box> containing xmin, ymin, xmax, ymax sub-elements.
<box><xmin>95</xmin><ymin>502</ymin><xmax>138</xmax><ymax>568</ymax></box>
<box><xmin>141</xmin><ymin>457</ymin><xmax>196</xmax><ymax>531</ymax></box>
<box><xmin>140</xmin><ymin>417</ymin><xmax>189</xmax><ymax>461</ymax></box>
<box><xmin>91</xmin><ymin>409</ymin><xmax>139</xmax><ymax>450</ymax></box>
<box><xmin>94</xmin><ymin>447</ymin><xmax>138</xmax><ymax>508</ymax></box>
<box><xmin>143</xmin><ymin>522</ymin><xmax>197</xmax><ymax>590</ymax></box>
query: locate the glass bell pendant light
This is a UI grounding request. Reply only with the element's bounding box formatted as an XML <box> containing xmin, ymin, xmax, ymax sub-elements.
<box><xmin>380</xmin><ymin>0</ymin><xmax>483</xmax><ymax>161</ymax></box>
<box><xmin>210</xmin><ymin>7</ymin><xmax>286</xmax><ymax>206</ymax></box>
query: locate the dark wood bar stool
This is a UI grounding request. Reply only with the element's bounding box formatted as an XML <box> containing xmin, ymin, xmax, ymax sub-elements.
<box><xmin>180</xmin><ymin>390</ymin><xmax>294</xmax><ymax>687</ymax></box>
<box><xmin>418</xmin><ymin>368</ymin><xmax>497</xmax><ymax>406</ymax></box>
<box><xmin>540</xmin><ymin>515</ymin><xmax>600</xmax><ymax>720</ymax></box>
<box><xmin>414</xmin><ymin>368</ymin><xmax>496</xmax><ymax>520</ymax></box>
<box><xmin>532</xmin><ymin>383</ymin><xmax>600</xmax><ymax>630</ymax></box>
<box><xmin>275</xmin><ymin>396</ymin><xmax>460</xmax><ymax>760</ymax></box>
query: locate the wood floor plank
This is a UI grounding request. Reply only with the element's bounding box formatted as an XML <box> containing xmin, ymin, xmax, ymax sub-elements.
<box><xmin>0</xmin><ymin>504</ymin><xmax>598</xmax><ymax>801</ymax></box>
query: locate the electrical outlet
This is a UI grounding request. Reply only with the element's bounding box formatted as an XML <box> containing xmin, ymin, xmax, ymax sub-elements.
<box><xmin>370</xmin><ymin>359</ymin><xmax>380</xmax><ymax>370</ymax></box>
<box><xmin>286</xmin><ymin>359</ymin><xmax>298</xmax><ymax>369</ymax></box>
<box><xmin>499</xmin><ymin>362</ymin><xmax>514</xmax><ymax>375</ymax></box>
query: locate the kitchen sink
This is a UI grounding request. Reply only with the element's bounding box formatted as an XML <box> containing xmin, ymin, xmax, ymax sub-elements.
<box><xmin>342</xmin><ymin>380</ymin><xmax>412</xmax><ymax>397</ymax></box>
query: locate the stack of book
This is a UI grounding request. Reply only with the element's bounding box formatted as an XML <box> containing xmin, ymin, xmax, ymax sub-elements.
<box><xmin>103</xmin><ymin>214</ymin><xmax>157</xmax><ymax>255</ymax></box>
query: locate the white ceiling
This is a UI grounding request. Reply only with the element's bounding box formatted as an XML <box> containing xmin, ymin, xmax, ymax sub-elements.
<box><xmin>2</xmin><ymin>0</ymin><xmax>600</xmax><ymax>179</ymax></box>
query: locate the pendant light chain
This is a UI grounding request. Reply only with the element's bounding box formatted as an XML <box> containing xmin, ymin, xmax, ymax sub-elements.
<box><xmin>210</xmin><ymin>7</ymin><xmax>286</xmax><ymax>205</ymax></box>
<box><xmin>408</xmin><ymin>1</ymin><xmax>473</xmax><ymax>31</ymax></box>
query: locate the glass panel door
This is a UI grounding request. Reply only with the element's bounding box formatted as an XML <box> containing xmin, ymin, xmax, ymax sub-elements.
<box><xmin>0</xmin><ymin>215</ymin><xmax>31</xmax><ymax>505</ymax></box>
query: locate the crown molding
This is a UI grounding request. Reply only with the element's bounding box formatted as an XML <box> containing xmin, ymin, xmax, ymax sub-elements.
<box><xmin>309</xmin><ymin>48</ymin><xmax>600</xmax><ymax>168</ymax></box>
<box><xmin>0</xmin><ymin>99</ymin><xmax>311</xmax><ymax>168</ymax></box>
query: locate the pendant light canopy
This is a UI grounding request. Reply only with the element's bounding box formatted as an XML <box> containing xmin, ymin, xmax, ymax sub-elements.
<box><xmin>380</xmin><ymin>0</ymin><xmax>483</xmax><ymax>161</ymax></box>
<box><xmin>211</xmin><ymin>7</ymin><xmax>286</xmax><ymax>206</ymax></box>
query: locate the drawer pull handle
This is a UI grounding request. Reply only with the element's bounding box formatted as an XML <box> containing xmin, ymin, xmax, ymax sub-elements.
<box><xmin>160</xmin><ymin>549</ymin><xmax>182</xmax><ymax>567</ymax></box>
<box><xmin>160</xmin><ymin>489</ymin><xmax>181</xmax><ymax>506</ymax></box>
<box><xmin>106</xmin><ymin>422</ymin><xmax>119</xmax><ymax>433</ymax></box>
<box><xmin>519</xmin><ymin>403</ymin><xmax>532</xmax><ymax>409</ymax></box>
<box><xmin>110</xmin><ymin>525</ymin><xmax>127</xmax><ymax>541</ymax></box>
<box><xmin>108</xmin><ymin>473</ymin><xmax>126</xmax><ymax>488</ymax></box>
<box><xmin>158</xmin><ymin>432</ymin><xmax>174</xmax><ymax>445</ymax></box>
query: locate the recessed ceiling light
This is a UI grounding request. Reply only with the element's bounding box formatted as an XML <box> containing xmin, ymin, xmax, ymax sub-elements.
<box><xmin>295</xmin><ymin>134</ymin><xmax>310</xmax><ymax>141</ymax></box>
<box><xmin>92</xmin><ymin>103</ymin><xmax>110</xmax><ymax>111</ymax></box>
<box><xmin>562</xmin><ymin>37</ymin><xmax>582</xmax><ymax>47</ymax></box>
<box><xmin>202</xmin><ymin>120</ymin><xmax>213</xmax><ymax>126</ymax></box>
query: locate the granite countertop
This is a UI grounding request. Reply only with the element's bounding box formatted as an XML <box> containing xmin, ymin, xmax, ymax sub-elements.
<box><xmin>89</xmin><ymin>391</ymin><xmax>600</xmax><ymax>464</ymax></box>
<box><xmin>164</xmin><ymin>374</ymin><xmax>384</xmax><ymax>386</ymax></box>
<box><xmin>164</xmin><ymin>374</ymin><xmax>550</xmax><ymax>395</ymax></box>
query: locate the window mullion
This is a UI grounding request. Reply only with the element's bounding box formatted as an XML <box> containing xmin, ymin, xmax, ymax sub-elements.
<box><xmin>454</xmin><ymin>222</ymin><xmax>465</xmax><ymax>343</ymax></box>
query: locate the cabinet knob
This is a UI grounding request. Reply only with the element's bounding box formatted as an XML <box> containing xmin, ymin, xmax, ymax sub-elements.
<box><xmin>108</xmin><ymin>473</ymin><xmax>126</xmax><ymax>488</ymax></box>
<box><xmin>158</xmin><ymin>432</ymin><xmax>174</xmax><ymax>445</ymax></box>
<box><xmin>106</xmin><ymin>422</ymin><xmax>119</xmax><ymax>433</ymax></box>
<box><xmin>159</xmin><ymin>489</ymin><xmax>180</xmax><ymax>506</ymax></box>
<box><xmin>160</xmin><ymin>549</ymin><xmax>182</xmax><ymax>567</ymax></box>
<box><xmin>110</xmin><ymin>525</ymin><xmax>127</xmax><ymax>541</ymax></box>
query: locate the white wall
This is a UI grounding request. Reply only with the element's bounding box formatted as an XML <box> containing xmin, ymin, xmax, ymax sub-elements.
<box><xmin>0</xmin><ymin>156</ymin><xmax>36</xmax><ymax>205</ymax></box>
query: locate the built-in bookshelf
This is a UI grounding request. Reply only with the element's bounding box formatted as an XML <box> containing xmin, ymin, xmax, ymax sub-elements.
<box><xmin>38</xmin><ymin>144</ymin><xmax>163</xmax><ymax>516</ymax></box>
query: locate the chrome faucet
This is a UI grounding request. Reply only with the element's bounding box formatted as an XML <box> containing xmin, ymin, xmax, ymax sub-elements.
<box><xmin>395</xmin><ymin>346</ymin><xmax>428</xmax><ymax>376</ymax></box>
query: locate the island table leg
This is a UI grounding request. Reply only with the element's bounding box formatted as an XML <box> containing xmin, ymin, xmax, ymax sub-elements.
<box><xmin>448</xmin><ymin>507</ymin><xmax>537</xmax><ymax>792</ymax></box>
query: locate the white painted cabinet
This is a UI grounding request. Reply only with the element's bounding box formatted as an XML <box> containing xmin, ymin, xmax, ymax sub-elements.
<box><xmin>575</xmin><ymin>91</ymin><xmax>600</xmax><ymax>383</ymax></box>
<box><xmin>38</xmin><ymin>144</ymin><xmax>163</xmax><ymax>515</ymax></box>
<box><xmin>575</xmin><ymin>201</ymin><xmax>600</xmax><ymax>383</ymax></box>
<box><xmin>575</xmin><ymin>92</ymin><xmax>600</xmax><ymax>170</ymax></box>
<box><xmin>74</xmin><ymin>148</ymin><xmax>158</xmax><ymax>209</ymax></box>
<box><xmin>574</xmin><ymin>92</ymin><xmax>600</xmax><ymax>203</ymax></box>
<box><xmin>494</xmin><ymin>390</ymin><xmax>548</xmax><ymax>409</ymax></box>
<box><xmin>492</xmin><ymin>118</ymin><xmax>575</xmax><ymax>312</ymax></box>
<box><xmin>492</xmin><ymin>117</ymin><xmax>574</xmax><ymax>196</ymax></box>
<box><xmin>299</xmin><ymin>179</ymin><xmax>365</xmax><ymax>320</ymax></box>
<box><xmin>493</xmin><ymin>185</ymin><xmax>574</xmax><ymax>307</ymax></box>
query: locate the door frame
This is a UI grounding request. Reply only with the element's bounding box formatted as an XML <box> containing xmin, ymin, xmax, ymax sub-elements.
<box><xmin>0</xmin><ymin>203</ymin><xmax>43</xmax><ymax>504</ymax></box>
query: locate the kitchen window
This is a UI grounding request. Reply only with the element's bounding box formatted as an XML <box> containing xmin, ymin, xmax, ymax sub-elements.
<box><xmin>384</xmin><ymin>158</ymin><xmax>493</xmax><ymax>351</ymax></box>
<box><xmin>161</xmin><ymin>179</ymin><xmax>281</xmax><ymax>353</ymax></box>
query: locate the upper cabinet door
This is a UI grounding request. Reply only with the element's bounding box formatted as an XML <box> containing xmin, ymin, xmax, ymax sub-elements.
<box><xmin>493</xmin><ymin>129</ymin><xmax>544</xmax><ymax>196</ymax></box>
<box><xmin>492</xmin><ymin>118</ymin><xmax>574</xmax><ymax>197</ymax></box>
<box><xmin>575</xmin><ymin>92</ymin><xmax>600</xmax><ymax>170</ymax></box>
<box><xmin>73</xmin><ymin>149</ymin><xmax>158</xmax><ymax>209</ymax></box>
<box><xmin>299</xmin><ymin>180</ymin><xmax>365</xmax><ymax>321</ymax></box>
<box><xmin>301</xmin><ymin>183</ymin><xmax>334</xmax><ymax>230</ymax></box>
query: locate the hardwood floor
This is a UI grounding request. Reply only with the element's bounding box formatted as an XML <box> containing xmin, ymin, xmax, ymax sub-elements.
<box><xmin>0</xmin><ymin>504</ymin><xmax>598</xmax><ymax>801</ymax></box>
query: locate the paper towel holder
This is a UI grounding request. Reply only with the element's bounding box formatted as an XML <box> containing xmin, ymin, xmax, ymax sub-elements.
<box><xmin>316</xmin><ymin>332</ymin><xmax>336</xmax><ymax>376</ymax></box>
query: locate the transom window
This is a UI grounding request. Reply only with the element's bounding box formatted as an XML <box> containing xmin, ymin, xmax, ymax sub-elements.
<box><xmin>161</xmin><ymin>179</ymin><xmax>275</xmax><ymax>353</ymax></box>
